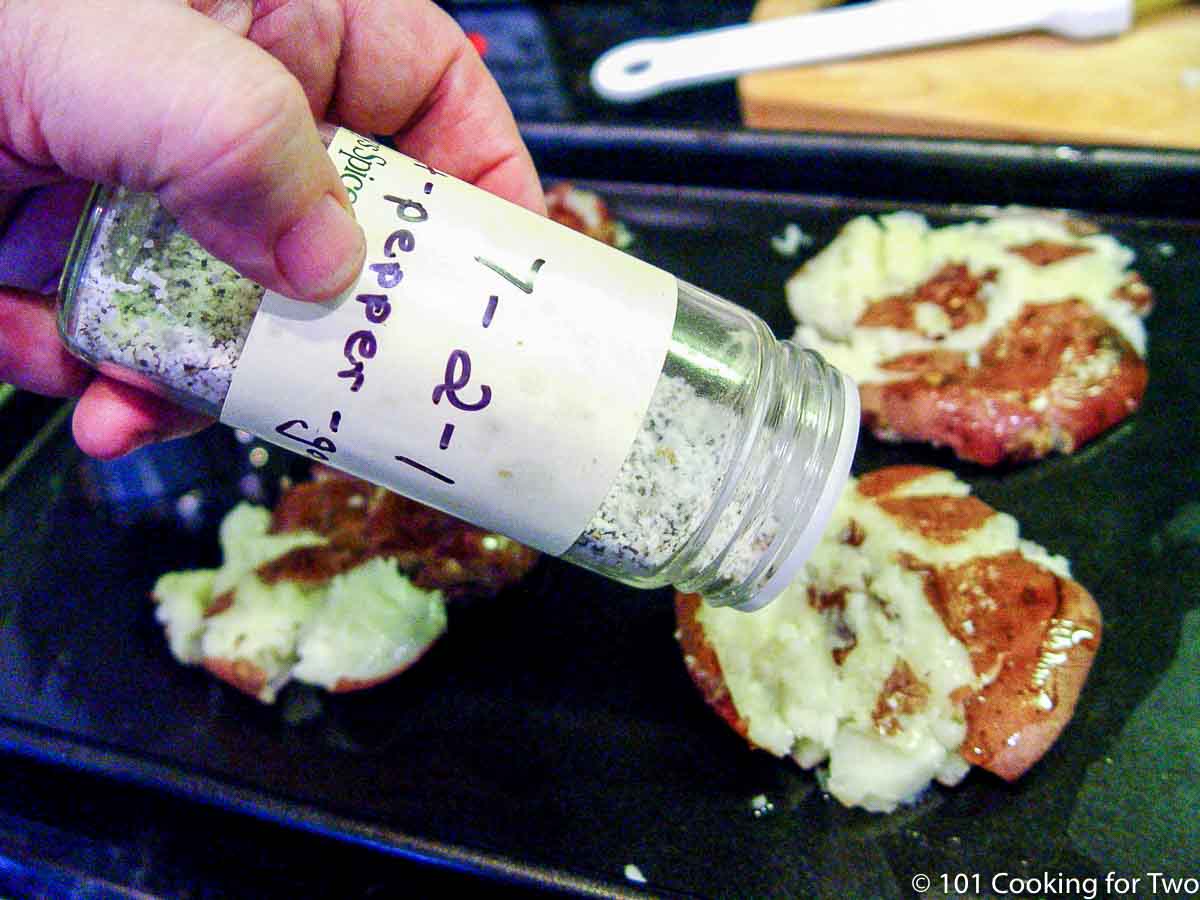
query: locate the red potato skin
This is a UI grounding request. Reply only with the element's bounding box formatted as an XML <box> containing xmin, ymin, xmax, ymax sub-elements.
<box><xmin>263</xmin><ymin>471</ymin><xmax>540</xmax><ymax>601</ymax></box>
<box><xmin>861</xmin><ymin>300</ymin><xmax>1148</xmax><ymax>466</ymax></box>
<box><xmin>944</xmin><ymin>573</ymin><xmax>1102</xmax><ymax>781</ymax></box>
<box><xmin>858</xmin><ymin>263</ymin><xmax>991</xmax><ymax>332</ymax></box>
<box><xmin>675</xmin><ymin>592</ymin><xmax>750</xmax><ymax>743</ymax></box>
<box><xmin>203</xmin><ymin>657</ymin><xmax>269</xmax><ymax>701</ymax></box>
<box><xmin>673</xmin><ymin>466</ymin><xmax>1102</xmax><ymax>785</ymax></box>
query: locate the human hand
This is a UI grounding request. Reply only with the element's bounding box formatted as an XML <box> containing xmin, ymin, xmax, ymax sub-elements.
<box><xmin>0</xmin><ymin>0</ymin><xmax>543</xmax><ymax>458</ymax></box>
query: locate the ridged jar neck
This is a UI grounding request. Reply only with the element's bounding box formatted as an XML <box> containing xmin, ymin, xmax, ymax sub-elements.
<box><xmin>673</xmin><ymin>340</ymin><xmax>859</xmax><ymax>610</ymax></box>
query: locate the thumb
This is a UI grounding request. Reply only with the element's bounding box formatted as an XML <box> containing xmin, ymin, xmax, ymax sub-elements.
<box><xmin>4</xmin><ymin>0</ymin><xmax>363</xmax><ymax>300</ymax></box>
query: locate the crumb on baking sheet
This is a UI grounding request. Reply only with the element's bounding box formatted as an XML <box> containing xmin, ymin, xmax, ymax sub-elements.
<box><xmin>771</xmin><ymin>222</ymin><xmax>814</xmax><ymax>257</ymax></box>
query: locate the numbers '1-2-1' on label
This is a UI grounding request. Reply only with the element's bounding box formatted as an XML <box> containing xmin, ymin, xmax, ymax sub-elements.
<box><xmin>220</xmin><ymin>129</ymin><xmax>679</xmax><ymax>554</ymax></box>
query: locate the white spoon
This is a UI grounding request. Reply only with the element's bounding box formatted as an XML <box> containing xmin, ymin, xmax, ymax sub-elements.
<box><xmin>590</xmin><ymin>0</ymin><xmax>1135</xmax><ymax>104</ymax></box>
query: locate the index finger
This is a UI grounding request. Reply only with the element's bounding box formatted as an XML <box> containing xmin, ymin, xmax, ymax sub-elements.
<box><xmin>5</xmin><ymin>0</ymin><xmax>365</xmax><ymax>302</ymax></box>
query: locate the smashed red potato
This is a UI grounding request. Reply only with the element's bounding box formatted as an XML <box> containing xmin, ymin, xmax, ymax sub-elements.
<box><xmin>787</xmin><ymin>213</ymin><xmax>1153</xmax><ymax>465</ymax></box>
<box><xmin>154</xmin><ymin>472</ymin><xmax>539</xmax><ymax>703</ymax></box>
<box><xmin>675</xmin><ymin>466</ymin><xmax>1100</xmax><ymax>810</ymax></box>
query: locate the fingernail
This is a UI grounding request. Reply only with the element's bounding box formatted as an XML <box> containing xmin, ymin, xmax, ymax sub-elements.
<box><xmin>275</xmin><ymin>194</ymin><xmax>365</xmax><ymax>300</ymax></box>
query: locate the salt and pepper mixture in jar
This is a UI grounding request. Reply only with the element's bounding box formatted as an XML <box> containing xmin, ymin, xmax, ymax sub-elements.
<box><xmin>58</xmin><ymin>128</ymin><xmax>857</xmax><ymax>611</ymax></box>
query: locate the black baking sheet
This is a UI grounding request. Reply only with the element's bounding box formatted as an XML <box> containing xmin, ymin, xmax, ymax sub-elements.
<box><xmin>2</xmin><ymin>137</ymin><xmax>1198</xmax><ymax>898</ymax></box>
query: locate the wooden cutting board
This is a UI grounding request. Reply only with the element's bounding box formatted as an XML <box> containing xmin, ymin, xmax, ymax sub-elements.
<box><xmin>739</xmin><ymin>0</ymin><xmax>1200</xmax><ymax>148</ymax></box>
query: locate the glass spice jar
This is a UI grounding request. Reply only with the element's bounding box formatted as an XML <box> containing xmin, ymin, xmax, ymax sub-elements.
<box><xmin>57</xmin><ymin>129</ymin><xmax>857</xmax><ymax>611</ymax></box>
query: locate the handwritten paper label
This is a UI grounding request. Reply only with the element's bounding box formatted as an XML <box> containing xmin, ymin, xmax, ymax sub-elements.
<box><xmin>220</xmin><ymin>129</ymin><xmax>678</xmax><ymax>554</ymax></box>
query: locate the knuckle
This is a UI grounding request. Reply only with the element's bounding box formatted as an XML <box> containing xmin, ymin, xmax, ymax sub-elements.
<box><xmin>162</xmin><ymin>63</ymin><xmax>310</xmax><ymax>204</ymax></box>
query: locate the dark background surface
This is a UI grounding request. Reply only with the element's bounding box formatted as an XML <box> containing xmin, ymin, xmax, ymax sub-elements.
<box><xmin>4</xmin><ymin>3</ymin><xmax>1199</xmax><ymax>898</ymax></box>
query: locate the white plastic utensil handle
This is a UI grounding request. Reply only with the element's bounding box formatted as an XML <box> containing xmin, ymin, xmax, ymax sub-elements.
<box><xmin>590</xmin><ymin>0</ymin><xmax>1132</xmax><ymax>103</ymax></box>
